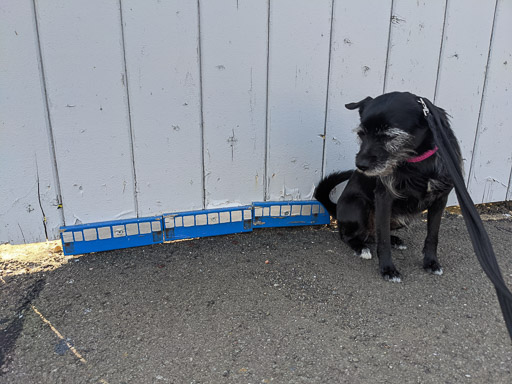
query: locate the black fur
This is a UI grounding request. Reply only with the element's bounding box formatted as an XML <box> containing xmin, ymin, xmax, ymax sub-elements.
<box><xmin>315</xmin><ymin>91</ymin><xmax>462</xmax><ymax>282</ymax></box>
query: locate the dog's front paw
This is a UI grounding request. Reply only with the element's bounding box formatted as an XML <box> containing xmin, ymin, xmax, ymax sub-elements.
<box><xmin>381</xmin><ymin>266</ymin><xmax>402</xmax><ymax>283</ymax></box>
<box><xmin>424</xmin><ymin>259</ymin><xmax>443</xmax><ymax>275</ymax></box>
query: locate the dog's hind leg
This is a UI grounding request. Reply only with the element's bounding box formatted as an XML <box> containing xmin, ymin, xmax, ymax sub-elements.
<box><xmin>347</xmin><ymin>236</ymin><xmax>372</xmax><ymax>260</ymax></box>
<box><xmin>337</xmin><ymin>196</ymin><xmax>373</xmax><ymax>260</ymax></box>
<box><xmin>423</xmin><ymin>195</ymin><xmax>448</xmax><ymax>275</ymax></box>
<box><xmin>390</xmin><ymin>235</ymin><xmax>407</xmax><ymax>250</ymax></box>
<box><xmin>338</xmin><ymin>224</ymin><xmax>372</xmax><ymax>260</ymax></box>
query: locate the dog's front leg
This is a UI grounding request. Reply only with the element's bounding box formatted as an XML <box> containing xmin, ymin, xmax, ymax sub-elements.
<box><xmin>374</xmin><ymin>181</ymin><xmax>401</xmax><ymax>282</ymax></box>
<box><xmin>422</xmin><ymin>194</ymin><xmax>448</xmax><ymax>275</ymax></box>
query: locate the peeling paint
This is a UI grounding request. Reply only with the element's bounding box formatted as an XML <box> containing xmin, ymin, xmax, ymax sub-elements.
<box><xmin>227</xmin><ymin>129</ymin><xmax>238</xmax><ymax>161</ymax></box>
<box><xmin>275</xmin><ymin>183</ymin><xmax>315</xmax><ymax>201</ymax></box>
<box><xmin>206</xmin><ymin>199</ymin><xmax>244</xmax><ymax>209</ymax></box>
<box><xmin>281</xmin><ymin>186</ymin><xmax>301</xmax><ymax>200</ymax></box>
<box><xmin>480</xmin><ymin>177</ymin><xmax>508</xmax><ymax>203</ymax></box>
<box><xmin>391</xmin><ymin>15</ymin><xmax>406</xmax><ymax>24</ymax></box>
<box><xmin>114</xmin><ymin>210</ymin><xmax>137</xmax><ymax>219</ymax></box>
<box><xmin>304</xmin><ymin>184</ymin><xmax>315</xmax><ymax>200</ymax></box>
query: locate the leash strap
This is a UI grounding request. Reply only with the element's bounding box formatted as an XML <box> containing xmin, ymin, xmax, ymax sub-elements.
<box><xmin>419</xmin><ymin>98</ymin><xmax>512</xmax><ymax>342</ymax></box>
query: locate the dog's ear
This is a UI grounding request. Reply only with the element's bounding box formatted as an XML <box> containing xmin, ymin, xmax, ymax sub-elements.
<box><xmin>345</xmin><ymin>96</ymin><xmax>373</xmax><ymax>116</ymax></box>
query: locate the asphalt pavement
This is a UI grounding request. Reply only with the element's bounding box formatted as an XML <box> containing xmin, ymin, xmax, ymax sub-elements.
<box><xmin>1</xmin><ymin>214</ymin><xmax>512</xmax><ymax>383</ymax></box>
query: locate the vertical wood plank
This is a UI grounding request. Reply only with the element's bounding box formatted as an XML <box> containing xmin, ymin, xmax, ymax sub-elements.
<box><xmin>324</xmin><ymin>0</ymin><xmax>393</xmax><ymax>177</ymax></box>
<box><xmin>0</xmin><ymin>0</ymin><xmax>62</xmax><ymax>244</ymax></box>
<box><xmin>121</xmin><ymin>0</ymin><xmax>203</xmax><ymax>215</ymax></box>
<box><xmin>467</xmin><ymin>0</ymin><xmax>512</xmax><ymax>203</ymax></box>
<box><xmin>200</xmin><ymin>0</ymin><xmax>268</xmax><ymax>208</ymax></box>
<box><xmin>35</xmin><ymin>0</ymin><xmax>136</xmax><ymax>225</ymax></box>
<box><xmin>384</xmin><ymin>0</ymin><xmax>446</xmax><ymax>98</ymax></box>
<box><xmin>434</xmin><ymin>0</ymin><xmax>496</xmax><ymax>181</ymax></box>
<box><xmin>508</xmin><ymin>168</ymin><xmax>512</xmax><ymax>201</ymax></box>
<box><xmin>266</xmin><ymin>0</ymin><xmax>332</xmax><ymax>201</ymax></box>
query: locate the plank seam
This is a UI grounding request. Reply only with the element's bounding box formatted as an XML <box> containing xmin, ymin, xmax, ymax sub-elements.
<box><xmin>433</xmin><ymin>0</ymin><xmax>449</xmax><ymax>103</ymax></box>
<box><xmin>382</xmin><ymin>0</ymin><xmax>395</xmax><ymax>94</ymax></box>
<box><xmin>320</xmin><ymin>0</ymin><xmax>336</xmax><ymax>180</ymax></box>
<box><xmin>118</xmin><ymin>0</ymin><xmax>139</xmax><ymax>217</ymax></box>
<box><xmin>31</xmin><ymin>0</ymin><xmax>65</xmax><ymax>227</ymax></box>
<box><xmin>506</xmin><ymin>161</ymin><xmax>512</xmax><ymax>201</ymax></box>
<box><xmin>466</xmin><ymin>0</ymin><xmax>499</xmax><ymax>193</ymax></box>
<box><xmin>197</xmin><ymin>0</ymin><xmax>207</xmax><ymax>209</ymax></box>
<box><xmin>263</xmin><ymin>0</ymin><xmax>272</xmax><ymax>201</ymax></box>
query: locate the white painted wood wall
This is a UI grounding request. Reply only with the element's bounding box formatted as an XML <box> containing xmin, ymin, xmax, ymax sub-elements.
<box><xmin>1</xmin><ymin>0</ymin><xmax>511</xmax><ymax>245</ymax></box>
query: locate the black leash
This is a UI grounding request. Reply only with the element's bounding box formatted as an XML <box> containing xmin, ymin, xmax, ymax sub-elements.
<box><xmin>419</xmin><ymin>97</ymin><xmax>512</xmax><ymax>342</ymax></box>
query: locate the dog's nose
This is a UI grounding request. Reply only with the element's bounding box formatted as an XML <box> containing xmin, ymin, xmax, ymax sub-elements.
<box><xmin>357</xmin><ymin>164</ymin><xmax>369</xmax><ymax>172</ymax></box>
<box><xmin>356</xmin><ymin>158</ymin><xmax>371</xmax><ymax>172</ymax></box>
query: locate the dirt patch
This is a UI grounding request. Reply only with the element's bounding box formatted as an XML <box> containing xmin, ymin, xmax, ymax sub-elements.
<box><xmin>445</xmin><ymin>200</ymin><xmax>512</xmax><ymax>220</ymax></box>
<box><xmin>0</xmin><ymin>241</ymin><xmax>79</xmax><ymax>280</ymax></box>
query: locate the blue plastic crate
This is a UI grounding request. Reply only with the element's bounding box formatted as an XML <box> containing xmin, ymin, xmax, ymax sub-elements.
<box><xmin>252</xmin><ymin>200</ymin><xmax>330</xmax><ymax>228</ymax></box>
<box><xmin>59</xmin><ymin>201</ymin><xmax>330</xmax><ymax>255</ymax></box>
<box><xmin>60</xmin><ymin>216</ymin><xmax>163</xmax><ymax>255</ymax></box>
<box><xmin>163</xmin><ymin>206</ymin><xmax>253</xmax><ymax>241</ymax></box>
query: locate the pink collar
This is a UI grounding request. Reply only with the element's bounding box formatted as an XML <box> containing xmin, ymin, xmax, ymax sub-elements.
<box><xmin>407</xmin><ymin>146</ymin><xmax>438</xmax><ymax>163</ymax></box>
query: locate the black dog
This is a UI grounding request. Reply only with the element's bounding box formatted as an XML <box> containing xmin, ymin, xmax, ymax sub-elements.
<box><xmin>315</xmin><ymin>92</ymin><xmax>462</xmax><ymax>282</ymax></box>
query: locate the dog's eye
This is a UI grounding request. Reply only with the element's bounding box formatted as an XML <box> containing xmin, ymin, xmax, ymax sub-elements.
<box><xmin>357</xmin><ymin>131</ymin><xmax>366</xmax><ymax>138</ymax></box>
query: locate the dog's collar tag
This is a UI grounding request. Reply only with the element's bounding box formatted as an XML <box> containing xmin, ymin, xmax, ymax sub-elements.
<box><xmin>418</xmin><ymin>98</ymin><xmax>430</xmax><ymax>116</ymax></box>
<box><xmin>407</xmin><ymin>146</ymin><xmax>439</xmax><ymax>163</ymax></box>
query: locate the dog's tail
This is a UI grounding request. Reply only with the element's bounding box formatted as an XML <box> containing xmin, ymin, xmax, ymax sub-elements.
<box><xmin>314</xmin><ymin>170</ymin><xmax>354</xmax><ymax>217</ymax></box>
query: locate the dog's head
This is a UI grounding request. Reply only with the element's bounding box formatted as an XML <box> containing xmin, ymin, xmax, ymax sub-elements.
<box><xmin>346</xmin><ymin>92</ymin><xmax>437</xmax><ymax>177</ymax></box>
